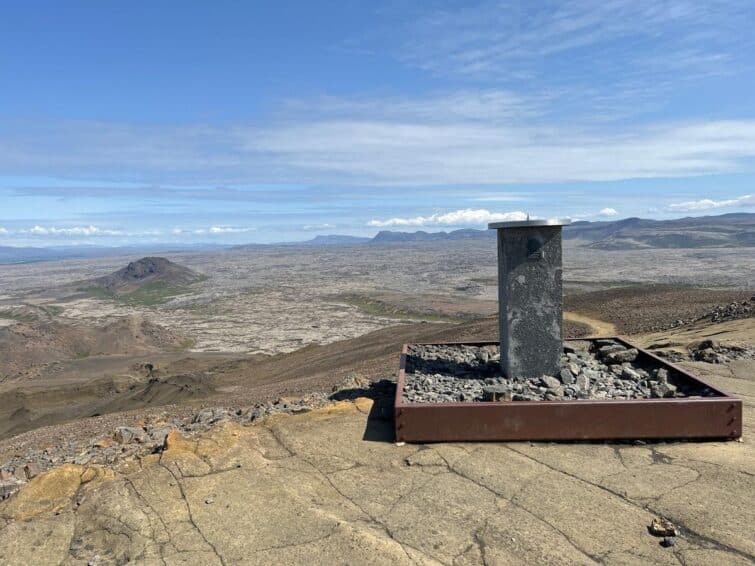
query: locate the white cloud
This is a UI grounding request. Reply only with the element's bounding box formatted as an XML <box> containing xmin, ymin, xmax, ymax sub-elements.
<box><xmin>5</xmin><ymin>112</ymin><xmax>755</xmax><ymax>188</ymax></box>
<box><xmin>28</xmin><ymin>225</ymin><xmax>122</xmax><ymax>236</ymax></box>
<box><xmin>0</xmin><ymin>227</ymin><xmax>7</xmax><ymax>235</ymax></box>
<box><xmin>303</xmin><ymin>223</ymin><xmax>335</xmax><ymax>231</ymax></box>
<box><xmin>368</xmin><ymin>209</ymin><xmax>529</xmax><ymax>228</ymax></box>
<box><xmin>245</xmin><ymin>119</ymin><xmax>755</xmax><ymax>186</ymax></box>
<box><xmin>4</xmin><ymin>112</ymin><xmax>755</xmax><ymax>188</ymax></box>
<box><xmin>193</xmin><ymin>226</ymin><xmax>256</xmax><ymax>235</ymax></box>
<box><xmin>597</xmin><ymin>207</ymin><xmax>619</xmax><ymax>217</ymax></box>
<box><xmin>668</xmin><ymin>194</ymin><xmax>754</xmax><ymax>211</ymax></box>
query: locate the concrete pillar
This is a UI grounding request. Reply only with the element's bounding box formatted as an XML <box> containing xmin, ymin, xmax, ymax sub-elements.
<box><xmin>488</xmin><ymin>219</ymin><xmax>570</xmax><ymax>379</ymax></box>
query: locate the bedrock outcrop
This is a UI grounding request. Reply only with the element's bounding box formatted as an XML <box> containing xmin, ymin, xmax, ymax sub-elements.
<box><xmin>0</xmin><ymin>352</ymin><xmax>753</xmax><ymax>566</ymax></box>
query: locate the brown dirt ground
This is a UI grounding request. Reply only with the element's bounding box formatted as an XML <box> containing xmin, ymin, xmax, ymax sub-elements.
<box><xmin>565</xmin><ymin>285</ymin><xmax>753</xmax><ymax>334</ymax></box>
<box><xmin>0</xmin><ymin>317</ymin><xmax>591</xmax><ymax>456</ymax></box>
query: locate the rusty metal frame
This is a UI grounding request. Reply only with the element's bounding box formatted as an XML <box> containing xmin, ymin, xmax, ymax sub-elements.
<box><xmin>394</xmin><ymin>337</ymin><xmax>742</xmax><ymax>443</ymax></box>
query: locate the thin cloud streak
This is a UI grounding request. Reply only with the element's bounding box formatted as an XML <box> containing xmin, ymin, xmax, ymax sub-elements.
<box><xmin>172</xmin><ymin>226</ymin><xmax>257</xmax><ymax>235</ymax></box>
<box><xmin>29</xmin><ymin>225</ymin><xmax>122</xmax><ymax>236</ymax></box>
<box><xmin>399</xmin><ymin>1</ymin><xmax>747</xmax><ymax>79</ymax></box>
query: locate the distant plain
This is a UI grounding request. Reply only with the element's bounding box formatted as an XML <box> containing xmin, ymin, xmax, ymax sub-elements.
<box><xmin>0</xmin><ymin>236</ymin><xmax>753</xmax><ymax>439</ymax></box>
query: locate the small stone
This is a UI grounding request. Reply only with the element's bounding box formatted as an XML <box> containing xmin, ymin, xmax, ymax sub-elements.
<box><xmin>568</xmin><ymin>362</ymin><xmax>580</xmax><ymax>376</ymax></box>
<box><xmin>205</xmin><ymin>498</ymin><xmax>214</xmax><ymax>505</ymax></box>
<box><xmin>621</xmin><ymin>367</ymin><xmax>640</xmax><ymax>380</ymax></box>
<box><xmin>541</xmin><ymin>375</ymin><xmax>561</xmax><ymax>390</ymax></box>
<box><xmin>93</xmin><ymin>437</ymin><xmax>114</xmax><ymax>449</ymax></box>
<box><xmin>559</xmin><ymin>368</ymin><xmax>575</xmax><ymax>385</ymax></box>
<box><xmin>513</xmin><ymin>393</ymin><xmax>538</xmax><ymax>401</ymax></box>
<box><xmin>574</xmin><ymin>374</ymin><xmax>590</xmax><ymax>392</ymax></box>
<box><xmin>544</xmin><ymin>390</ymin><xmax>562</xmax><ymax>400</ymax></box>
<box><xmin>481</xmin><ymin>385</ymin><xmax>512</xmax><ymax>402</ymax></box>
<box><xmin>0</xmin><ymin>469</ymin><xmax>16</xmax><ymax>482</ymax></box>
<box><xmin>23</xmin><ymin>462</ymin><xmax>41</xmax><ymax>480</ymax></box>
<box><xmin>598</xmin><ymin>344</ymin><xmax>625</xmax><ymax>357</ymax></box>
<box><xmin>649</xmin><ymin>517</ymin><xmax>679</xmax><ymax>537</ymax></box>
<box><xmin>651</xmin><ymin>382</ymin><xmax>677</xmax><ymax>398</ymax></box>
<box><xmin>0</xmin><ymin>481</ymin><xmax>21</xmax><ymax>500</ymax></box>
<box><xmin>604</xmin><ymin>348</ymin><xmax>639</xmax><ymax>364</ymax></box>
<box><xmin>114</xmin><ymin>426</ymin><xmax>147</xmax><ymax>444</ymax></box>
<box><xmin>696</xmin><ymin>339</ymin><xmax>717</xmax><ymax>350</ymax></box>
<box><xmin>656</xmin><ymin>368</ymin><xmax>669</xmax><ymax>382</ymax></box>
<box><xmin>660</xmin><ymin>537</ymin><xmax>676</xmax><ymax>548</ymax></box>
<box><xmin>148</xmin><ymin>427</ymin><xmax>174</xmax><ymax>444</ymax></box>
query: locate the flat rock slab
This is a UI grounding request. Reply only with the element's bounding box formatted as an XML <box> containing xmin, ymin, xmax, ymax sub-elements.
<box><xmin>0</xmin><ymin>352</ymin><xmax>753</xmax><ymax>565</ymax></box>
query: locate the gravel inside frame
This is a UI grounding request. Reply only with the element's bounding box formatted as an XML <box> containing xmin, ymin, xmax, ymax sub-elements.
<box><xmin>402</xmin><ymin>340</ymin><xmax>718</xmax><ymax>404</ymax></box>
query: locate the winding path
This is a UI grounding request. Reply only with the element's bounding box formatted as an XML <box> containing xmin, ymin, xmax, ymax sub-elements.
<box><xmin>564</xmin><ymin>311</ymin><xmax>618</xmax><ymax>336</ymax></box>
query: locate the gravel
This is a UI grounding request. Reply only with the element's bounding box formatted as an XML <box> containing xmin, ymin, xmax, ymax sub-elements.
<box><xmin>403</xmin><ymin>340</ymin><xmax>718</xmax><ymax>404</ymax></box>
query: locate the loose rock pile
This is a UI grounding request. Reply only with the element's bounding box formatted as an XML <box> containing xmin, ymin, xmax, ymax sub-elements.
<box><xmin>689</xmin><ymin>339</ymin><xmax>755</xmax><ymax>364</ymax></box>
<box><xmin>655</xmin><ymin>339</ymin><xmax>755</xmax><ymax>364</ymax></box>
<box><xmin>0</xmin><ymin>374</ymin><xmax>391</xmax><ymax>500</ymax></box>
<box><xmin>403</xmin><ymin>340</ymin><xmax>716</xmax><ymax>404</ymax></box>
<box><xmin>665</xmin><ymin>296</ymin><xmax>755</xmax><ymax>330</ymax></box>
<box><xmin>709</xmin><ymin>297</ymin><xmax>755</xmax><ymax>324</ymax></box>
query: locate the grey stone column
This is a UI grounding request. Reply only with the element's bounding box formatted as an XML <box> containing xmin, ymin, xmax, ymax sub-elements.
<box><xmin>488</xmin><ymin>220</ymin><xmax>570</xmax><ymax>379</ymax></box>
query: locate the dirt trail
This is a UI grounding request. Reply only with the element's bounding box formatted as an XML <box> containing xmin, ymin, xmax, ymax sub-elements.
<box><xmin>564</xmin><ymin>311</ymin><xmax>618</xmax><ymax>336</ymax></box>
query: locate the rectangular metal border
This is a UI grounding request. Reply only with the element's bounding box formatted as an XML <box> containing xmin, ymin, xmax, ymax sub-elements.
<box><xmin>394</xmin><ymin>337</ymin><xmax>742</xmax><ymax>442</ymax></box>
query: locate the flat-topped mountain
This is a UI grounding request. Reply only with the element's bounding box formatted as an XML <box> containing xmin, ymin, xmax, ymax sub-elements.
<box><xmin>305</xmin><ymin>234</ymin><xmax>371</xmax><ymax>245</ymax></box>
<box><xmin>92</xmin><ymin>257</ymin><xmax>203</xmax><ymax>293</ymax></box>
<box><xmin>371</xmin><ymin>228</ymin><xmax>493</xmax><ymax>243</ymax></box>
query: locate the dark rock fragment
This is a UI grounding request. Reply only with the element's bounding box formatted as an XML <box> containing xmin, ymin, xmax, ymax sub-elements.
<box><xmin>649</xmin><ymin>517</ymin><xmax>679</xmax><ymax>537</ymax></box>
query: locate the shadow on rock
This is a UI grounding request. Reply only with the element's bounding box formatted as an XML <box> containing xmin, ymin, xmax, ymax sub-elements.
<box><xmin>329</xmin><ymin>378</ymin><xmax>396</xmax><ymax>443</ymax></box>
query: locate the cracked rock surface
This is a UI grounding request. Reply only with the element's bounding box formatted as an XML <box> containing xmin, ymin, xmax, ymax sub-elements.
<box><xmin>0</xmin><ymin>354</ymin><xmax>752</xmax><ymax>565</ymax></box>
<box><xmin>403</xmin><ymin>340</ymin><xmax>716</xmax><ymax>403</ymax></box>
<box><xmin>0</xmin><ymin>324</ymin><xmax>752</xmax><ymax>565</ymax></box>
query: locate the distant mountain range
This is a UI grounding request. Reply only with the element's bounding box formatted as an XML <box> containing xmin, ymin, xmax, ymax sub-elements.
<box><xmin>367</xmin><ymin>213</ymin><xmax>755</xmax><ymax>249</ymax></box>
<box><xmin>303</xmin><ymin>235</ymin><xmax>372</xmax><ymax>245</ymax></box>
<box><xmin>1</xmin><ymin>213</ymin><xmax>752</xmax><ymax>264</ymax></box>
<box><xmin>563</xmin><ymin>213</ymin><xmax>755</xmax><ymax>249</ymax></box>
<box><xmin>370</xmin><ymin>228</ymin><xmax>492</xmax><ymax>243</ymax></box>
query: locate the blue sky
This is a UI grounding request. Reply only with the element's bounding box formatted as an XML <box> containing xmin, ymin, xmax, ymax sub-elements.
<box><xmin>1</xmin><ymin>0</ymin><xmax>754</xmax><ymax>245</ymax></box>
